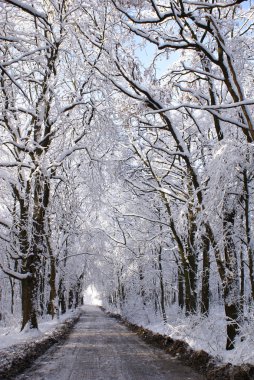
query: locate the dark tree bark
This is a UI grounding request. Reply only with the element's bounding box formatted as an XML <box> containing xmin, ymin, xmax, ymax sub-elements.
<box><xmin>58</xmin><ymin>278</ymin><xmax>67</xmax><ymax>314</ymax></box>
<box><xmin>178</xmin><ymin>266</ymin><xmax>185</xmax><ymax>310</ymax></box>
<box><xmin>158</xmin><ymin>246</ymin><xmax>167</xmax><ymax>323</ymax></box>
<box><xmin>201</xmin><ymin>234</ymin><xmax>210</xmax><ymax>315</ymax></box>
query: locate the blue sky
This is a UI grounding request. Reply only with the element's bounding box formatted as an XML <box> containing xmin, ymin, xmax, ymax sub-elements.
<box><xmin>134</xmin><ymin>36</ymin><xmax>180</xmax><ymax>78</ymax></box>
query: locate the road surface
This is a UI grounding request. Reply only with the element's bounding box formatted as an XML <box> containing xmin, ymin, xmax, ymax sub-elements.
<box><xmin>16</xmin><ymin>305</ymin><xmax>204</xmax><ymax>380</ymax></box>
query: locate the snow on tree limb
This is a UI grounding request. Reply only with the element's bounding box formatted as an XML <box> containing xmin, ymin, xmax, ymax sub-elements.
<box><xmin>3</xmin><ymin>0</ymin><xmax>48</xmax><ymax>22</ymax></box>
<box><xmin>0</xmin><ymin>265</ymin><xmax>32</xmax><ymax>281</ymax></box>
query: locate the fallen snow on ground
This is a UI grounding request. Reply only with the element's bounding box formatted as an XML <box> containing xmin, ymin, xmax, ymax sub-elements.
<box><xmin>115</xmin><ymin>304</ymin><xmax>254</xmax><ymax>367</ymax></box>
<box><xmin>2</xmin><ymin>304</ymin><xmax>254</xmax><ymax>368</ymax></box>
<box><xmin>0</xmin><ymin>310</ymin><xmax>79</xmax><ymax>350</ymax></box>
<box><xmin>147</xmin><ymin>312</ymin><xmax>254</xmax><ymax>366</ymax></box>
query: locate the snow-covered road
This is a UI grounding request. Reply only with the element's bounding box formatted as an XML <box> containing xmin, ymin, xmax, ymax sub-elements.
<box><xmin>16</xmin><ymin>305</ymin><xmax>204</xmax><ymax>380</ymax></box>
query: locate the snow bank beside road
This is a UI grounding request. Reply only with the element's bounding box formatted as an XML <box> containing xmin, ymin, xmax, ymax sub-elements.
<box><xmin>0</xmin><ymin>309</ymin><xmax>80</xmax><ymax>350</ymax></box>
<box><xmin>0</xmin><ymin>309</ymin><xmax>81</xmax><ymax>379</ymax></box>
<box><xmin>110</xmin><ymin>304</ymin><xmax>254</xmax><ymax>367</ymax></box>
<box><xmin>143</xmin><ymin>311</ymin><xmax>254</xmax><ymax>367</ymax></box>
<box><xmin>105</xmin><ymin>309</ymin><xmax>254</xmax><ymax>380</ymax></box>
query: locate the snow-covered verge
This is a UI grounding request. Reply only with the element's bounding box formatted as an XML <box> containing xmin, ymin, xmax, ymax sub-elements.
<box><xmin>142</xmin><ymin>310</ymin><xmax>254</xmax><ymax>367</ymax></box>
<box><xmin>0</xmin><ymin>309</ymin><xmax>81</xmax><ymax>379</ymax></box>
<box><xmin>104</xmin><ymin>307</ymin><xmax>254</xmax><ymax>380</ymax></box>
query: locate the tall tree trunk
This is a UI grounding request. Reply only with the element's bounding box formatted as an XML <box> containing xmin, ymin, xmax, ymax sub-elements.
<box><xmin>224</xmin><ymin>289</ymin><xmax>239</xmax><ymax>351</ymax></box>
<box><xmin>39</xmin><ymin>258</ymin><xmax>46</xmax><ymax>316</ymax></box>
<box><xmin>158</xmin><ymin>246</ymin><xmax>167</xmax><ymax>323</ymax></box>
<box><xmin>68</xmin><ymin>288</ymin><xmax>74</xmax><ymax>309</ymax></box>
<box><xmin>223</xmin><ymin>208</ymin><xmax>240</xmax><ymax>350</ymax></box>
<box><xmin>74</xmin><ymin>272</ymin><xmax>84</xmax><ymax>308</ymax></box>
<box><xmin>21</xmin><ymin>267</ymin><xmax>39</xmax><ymax>330</ymax></box>
<box><xmin>201</xmin><ymin>234</ymin><xmax>210</xmax><ymax>315</ymax></box>
<box><xmin>240</xmin><ymin>246</ymin><xmax>244</xmax><ymax>315</ymax></box>
<box><xmin>243</xmin><ymin>169</ymin><xmax>254</xmax><ymax>299</ymax></box>
<box><xmin>178</xmin><ymin>265</ymin><xmax>184</xmax><ymax>309</ymax></box>
<box><xmin>47</xmin><ymin>256</ymin><xmax>57</xmax><ymax>318</ymax></box>
<box><xmin>9</xmin><ymin>278</ymin><xmax>15</xmax><ymax>315</ymax></box>
<box><xmin>21</xmin><ymin>170</ymin><xmax>50</xmax><ymax>329</ymax></box>
<box><xmin>185</xmin><ymin>170</ymin><xmax>198</xmax><ymax>315</ymax></box>
<box><xmin>184</xmin><ymin>260</ymin><xmax>197</xmax><ymax>315</ymax></box>
<box><xmin>58</xmin><ymin>277</ymin><xmax>66</xmax><ymax>314</ymax></box>
<box><xmin>18</xmin><ymin>187</ymin><xmax>40</xmax><ymax>330</ymax></box>
<box><xmin>205</xmin><ymin>220</ymin><xmax>240</xmax><ymax>350</ymax></box>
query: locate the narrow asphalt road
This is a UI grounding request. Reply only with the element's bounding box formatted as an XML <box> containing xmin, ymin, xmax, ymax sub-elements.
<box><xmin>16</xmin><ymin>305</ymin><xmax>204</xmax><ymax>380</ymax></box>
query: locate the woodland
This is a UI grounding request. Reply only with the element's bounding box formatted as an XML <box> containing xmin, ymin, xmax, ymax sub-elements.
<box><xmin>0</xmin><ymin>0</ymin><xmax>254</xmax><ymax>358</ymax></box>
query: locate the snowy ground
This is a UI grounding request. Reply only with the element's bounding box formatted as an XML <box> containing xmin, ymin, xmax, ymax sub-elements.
<box><xmin>0</xmin><ymin>309</ymin><xmax>81</xmax><ymax>379</ymax></box>
<box><xmin>1</xmin><ymin>296</ymin><xmax>254</xmax><ymax>375</ymax></box>
<box><xmin>0</xmin><ymin>284</ymin><xmax>98</xmax><ymax>350</ymax></box>
<box><xmin>117</xmin><ymin>305</ymin><xmax>254</xmax><ymax>367</ymax></box>
<box><xmin>0</xmin><ymin>309</ymin><xmax>80</xmax><ymax>350</ymax></box>
<box><xmin>0</xmin><ymin>302</ymin><xmax>253</xmax><ymax>380</ymax></box>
